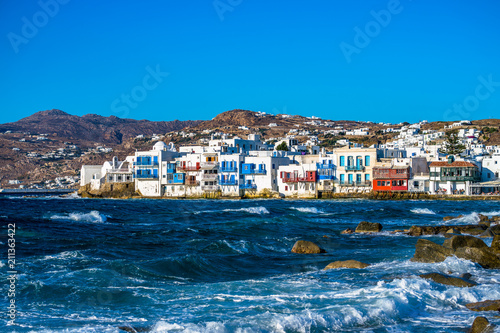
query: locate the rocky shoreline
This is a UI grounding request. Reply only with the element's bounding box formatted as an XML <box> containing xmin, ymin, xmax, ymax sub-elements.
<box><xmin>289</xmin><ymin>215</ymin><xmax>500</xmax><ymax>333</ymax></box>
<box><xmin>77</xmin><ymin>184</ymin><xmax>500</xmax><ymax>201</ymax></box>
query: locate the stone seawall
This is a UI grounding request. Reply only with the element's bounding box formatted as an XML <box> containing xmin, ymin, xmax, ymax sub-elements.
<box><xmin>78</xmin><ymin>185</ymin><xmax>500</xmax><ymax>201</ymax></box>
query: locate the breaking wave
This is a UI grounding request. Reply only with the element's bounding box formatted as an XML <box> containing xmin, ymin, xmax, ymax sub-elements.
<box><xmin>410</xmin><ymin>208</ymin><xmax>436</xmax><ymax>215</ymax></box>
<box><xmin>223</xmin><ymin>207</ymin><xmax>270</xmax><ymax>214</ymax></box>
<box><xmin>292</xmin><ymin>207</ymin><xmax>325</xmax><ymax>214</ymax></box>
<box><xmin>50</xmin><ymin>210</ymin><xmax>107</xmax><ymax>223</ymax></box>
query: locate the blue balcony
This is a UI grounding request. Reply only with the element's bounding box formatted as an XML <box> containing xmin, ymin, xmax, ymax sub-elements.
<box><xmin>316</xmin><ymin>163</ymin><xmax>335</xmax><ymax>170</ymax></box>
<box><xmin>240</xmin><ymin>183</ymin><xmax>257</xmax><ymax>190</ymax></box>
<box><xmin>219</xmin><ymin>179</ymin><xmax>238</xmax><ymax>186</ymax></box>
<box><xmin>241</xmin><ymin>163</ymin><xmax>267</xmax><ymax>175</ymax></box>
<box><xmin>345</xmin><ymin>165</ymin><xmax>365</xmax><ymax>171</ymax></box>
<box><xmin>135</xmin><ymin>174</ymin><xmax>159</xmax><ymax>179</ymax></box>
<box><xmin>241</xmin><ymin>169</ymin><xmax>267</xmax><ymax>175</ymax></box>
<box><xmin>220</xmin><ymin>166</ymin><xmax>238</xmax><ymax>172</ymax></box>
<box><xmin>166</xmin><ymin>163</ymin><xmax>176</xmax><ymax>173</ymax></box>
<box><xmin>318</xmin><ymin>175</ymin><xmax>336</xmax><ymax>180</ymax></box>
<box><xmin>134</xmin><ymin>161</ymin><xmax>159</xmax><ymax>167</ymax></box>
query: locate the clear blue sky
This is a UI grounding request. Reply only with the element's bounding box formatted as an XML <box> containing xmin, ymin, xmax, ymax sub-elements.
<box><xmin>1</xmin><ymin>0</ymin><xmax>499</xmax><ymax>124</ymax></box>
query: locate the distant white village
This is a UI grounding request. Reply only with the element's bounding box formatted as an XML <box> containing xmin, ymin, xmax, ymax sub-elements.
<box><xmin>81</xmin><ymin>119</ymin><xmax>500</xmax><ymax>198</ymax></box>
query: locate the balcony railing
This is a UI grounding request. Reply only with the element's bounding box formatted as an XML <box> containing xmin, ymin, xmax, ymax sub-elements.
<box><xmin>201</xmin><ymin>185</ymin><xmax>219</xmax><ymax>191</ymax></box>
<box><xmin>345</xmin><ymin>165</ymin><xmax>365</xmax><ymax>171</ymax></box>
<box><xmin>240</xmin><ymin>184</ymin><xmax>257</xmax><ymax>190</ymax></box>
<box><xmin>179</xmin><ymin>165</ymin><xmax>201</xmax><ymax>171</ymax></box>
<box><xmin>316</xmin><ymin>163</ymin><xmax>336</xmax><ymax>170</ymax></box>
<box><xmin>135</xmin><ymin>174</ymin><xmax>159</xmax><ymax>179</ymax></box>
<box><xmin>318</xmin><ymin>175</ymin><xmax>335</xmax><ymax>180</ymax></box>
<box><xmin>201</xmin><ymin>162</ymin><xmax>218</xmax><ymax>169</ymax></box>
<box><xmin>185</xmin><ymin>180</ymin><xmax>200</xmax><ymax>186</ymax></box>
<box><xmin>134</xmin><ymin>161</ymin><xmax>159</xmax><ymax>166</ymax></box>
<box><xmin>337</xmin><ymin>181</ymin><xmax>371</xmax><ymax>186</ymax></box>
<box><xmin>202</xmin><ymin>173</ymin><xmax>218</xmax><ymax>180</ymax></box>
<box><xmin>219</xmin><ymin>180</ymin><xmax>238</xmax><ymax>186</ymax></box>
<box><xmin>282</xmin><ymin>177</ymin><xmax>316</xmax><ymax>183</ymax></box>
<box><xmin>220</xmin><ymin>166</ymin><xmax>238</xmax><ymax>172</ymax></box>
<box><xmin>241</xmin><ymin>167</ymin><xmax>267</xmax><ymax>175</ymax></box>
<box><xmin>441</xmin><ymin>176</ymin><xmax>478</xmax><ymax>182</ymax></box>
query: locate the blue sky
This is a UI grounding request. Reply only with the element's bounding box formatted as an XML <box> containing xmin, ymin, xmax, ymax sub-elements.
<box><xmin>1</xmin><ymin>0</ymin><xmax>499</xmax><ymax>124</ymax></box>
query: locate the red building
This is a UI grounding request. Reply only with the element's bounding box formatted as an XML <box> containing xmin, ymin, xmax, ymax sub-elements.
<box><xmin>372</xmin><ymin>166</ymin><xmax>410</xmax><ymax>192</ymax></box>
<box><xmin>280</xmin><ymin>171</ymin><xmax>317</xmax><ymax>183</ymax></box>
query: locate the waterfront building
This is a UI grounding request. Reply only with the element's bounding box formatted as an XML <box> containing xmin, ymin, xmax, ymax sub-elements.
<box><xmin>277</xmin><ymin>155</ymin><xmax>318</xmax><ymax>198</ymax></box>
<box><xmin>334</xmin><ymin>147</ymin><xmax>377</xmax><ymax>193</ymax></box>
<box><xmin>429</xmin><ymin>156</ymin><xmax>480</xmax><ymax>195</ymax></box>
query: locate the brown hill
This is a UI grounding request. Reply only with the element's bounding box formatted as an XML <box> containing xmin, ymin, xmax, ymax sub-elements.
<box><xmin>0</xmin><ymin>109</ymin><xmax>202</xmax><ymax>145</ymax></box>
<box><xmin>194</xmin><ymin>109</ymin><xmax>283</xmax><ymax>129</ymax></box>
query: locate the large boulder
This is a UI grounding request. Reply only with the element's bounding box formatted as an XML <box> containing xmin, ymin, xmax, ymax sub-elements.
<box><xmin>419</xmin><ymin>273</ymin><xmax>477</xmax><ymax>287</ymax></box>
<box><xmin>491</xmin><ymin>235</ymin><xmax>500</xmax><ymax>255</ymax></box>
<box><xmin>355</xmin><ymin>221</ymin><xmax>382</xmax><ymax>233</ymax></box>
<box><xmin>467</xmin><ymin>316</ymin><xmax>494</xmax><ymax>333</ymax></box>
<box><xmin>443</xmin><ymin>235</ymin><xmax>489</xmax><ymax>251</ymax></box>
<box><xmin>466</xmin><ymin>300</ymin><xmax>500</xmax><ymax>312</ymax></box>
<box><xmin>490</xmin><ymin>225</ymin><xmax>500</xmax><ymax>235</ymax></box>
<box><xmin>341</xmin><ymin>228</ymin><xmax>354</xmax><ymax>235</ymax></box>
<box><xmin>443</xmin><ymin>215</ymin><xmax>462</xmax><ymax>221</ymax></box>
<box><xmin>324</xmin><ymin>260</ymin><xmax>370</xmax><ymax>270</ymax></box>
<box><xmin>291</xmin><ymin>240</ymin><xmax>326</xmax><ymax>254</ymax></box>
<box><xmin>411</xmin><ymin>239</ymin><xmax>454</xmax><ymax>263</ymax></box>
<box><xmin>454</xmin><ymin>247</ymin><xmax>500</xmax><ymax>269</ymax></box>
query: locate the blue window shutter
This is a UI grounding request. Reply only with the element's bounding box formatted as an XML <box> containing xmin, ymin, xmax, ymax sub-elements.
<box><xmin>365</xmin><ymin>156</ymin><xmax>370</xmax><ymax>166</ymax></box>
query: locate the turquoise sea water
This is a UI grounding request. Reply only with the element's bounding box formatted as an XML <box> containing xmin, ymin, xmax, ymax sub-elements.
<box><xmin>1</xmin><ymin>197</ymin><xmax>500</xmax><ymax>332</ymax></box>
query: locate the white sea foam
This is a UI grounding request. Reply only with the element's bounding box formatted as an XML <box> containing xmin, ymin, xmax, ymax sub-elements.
<box><xmin>223</xmin><ymin>207</ymin><xmax>270</xmax><ymax>214</ymax></box>
<box><xmin>445</xmin><ymin>212</ymin><xmax>480</xmax><ymax>225</ymax></box>
<box><xmin>410</xmin><ymin>208</ymin><xmax>436</xmax><ymax>215</ymax></box>
<box><xmin>480</xmin><ymin>210</ymin><xmax>500</xmax><ymax>217</ymax></box>
<box><xmin>50</xmin><ymin>210</ymin><xmax>107</xmax><ymax>223</ymax></box>
<box><xmin>292</xmin><ymin>207</ymin><xmax>325</xmax><ymax>214</ymax></box>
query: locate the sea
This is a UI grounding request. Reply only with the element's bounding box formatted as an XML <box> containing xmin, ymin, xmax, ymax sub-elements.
<box><xmin>1</xmin><ymin>196</ymin><xmax>500</xmax><ymax>333</ymax></box>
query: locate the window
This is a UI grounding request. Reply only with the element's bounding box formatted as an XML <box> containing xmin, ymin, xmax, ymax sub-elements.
<box><xmin>365</xmin><ymin>174</ymin><xmax>370</xmax><ymax>181</ymax></box>
<box><xmin>348</xmin><ymin>174</ymin><xmax>353</xmax><ymax>184</ymax></box>
<box><xmin>377</xmin><ymin>181</ymin><xmax>381</xmax><ymax>186</ymax></box>
<box><xmin>272</xmin><ymin>164</ymin><xmax>275</xmax><ymax>170</ymax></box>
<box><xmin>285</xmin><ymin>186</ymin><xmax>288</xmax><ymax>191</ymax></box>
<box><xmin>356</xmin><ymin>174</ymin><xmax>361</xmax><ymax>183</ymax></box>
<box><xmin>340</xmin><ymin>156</ymin><xmax>345</xmax><ymax>166</ymax></box>
<box><xmin>340</xmin><ymin>174</ymin><xmax>345</xmax><ymax>183</ymax></box>
<box><xmin>365</xmin><ymin>156</ymin><xmax>370</xmax><ymax>166</ymax></box>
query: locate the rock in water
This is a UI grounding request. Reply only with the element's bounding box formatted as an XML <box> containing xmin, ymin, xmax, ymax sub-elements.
<box><xmin>291</xmin><ymin>240</ymin><xmax>326</xmax><ymax>254</ymax></box>
<box><xmin>341</xmin><ymin>228</ymin><xmax>354</xmax><ymax>234</ymax></box>
<box><xmin>324</xmin><ymin>260</ymin><xmax>370</xmax><ymax>270</ymax></box>
<box><xmin>480</xmin><ymin>229</ymin><xmax>495</xmax><ymax>238</ymax></box>
<box><xmin>443</xmin><ymin>215</ymin><xmax>463</xmax><ymax>221</ymax></box>
<box><xmin>467</xmin><ymin>316</ymin><xmax>495</xmax><ymax>333</ymax></box>
<box><xmin>443</xmin><ymin>235</ymin><xmax>489</xmax><ymax>251</ymax></box>
<box><xmin>419</xmin><ymin>272</ymin><xmax>477</xmax><ymax>287</ymax></box>
<box><xmin>466</xmin><ymin>300</ymin><xmax>500</xmax><ymax>312</ymax></box>
<box><xmin>355</xmin><ymin>221</ymin><xmax>382</xmax><ymax>233</ymax></box>
<box><xmin>490</xmin><ymin>225</ymin><xmax>500</xmax><ymax>235</ymax></box>
<box><xmin>491</xmin><ymin>235</ymin><xmax>500</xmax><ymax>255</ymax></box>
<box><xmin>118</xmin><ymin>326</ymin><xmax>152</xmax><ymax>333</ymax></box>
<box><xmin>454</xmin><ymin>247</ymin><xmax>500</xmax><ymax>269</ymax></box>
<box><xmin>411</xmin><ymin>239</ymin><xmax>454</xmax><ymax>263</ymax></box>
